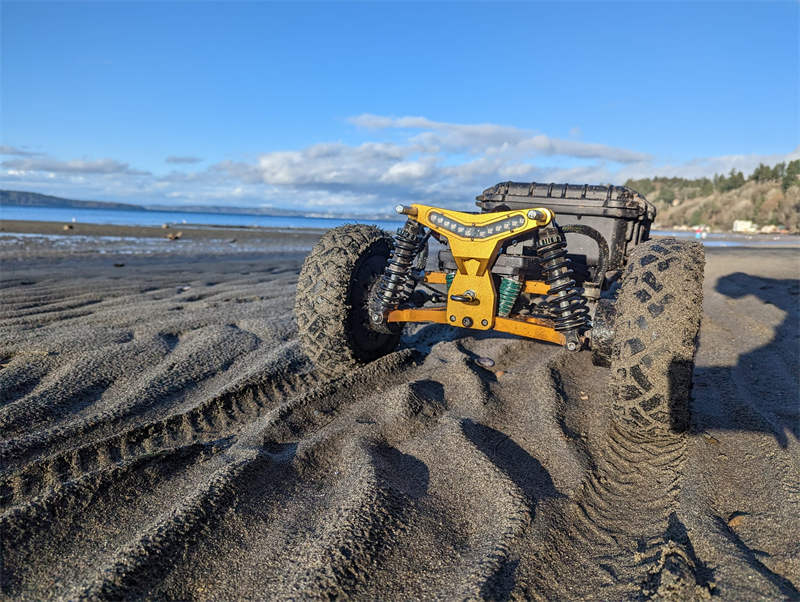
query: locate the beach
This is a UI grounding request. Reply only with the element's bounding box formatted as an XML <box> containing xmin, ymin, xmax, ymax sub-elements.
<box><xmin>1</xmin><ymin>220</ymin><xmax>798</xmax><ymax>599</ymax></box>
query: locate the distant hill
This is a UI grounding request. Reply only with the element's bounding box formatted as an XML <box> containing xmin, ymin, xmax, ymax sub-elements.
<box><xmin>627</xmin><ymin>159</ymin><xmax>800</xmax><ymax>232</ymax></box>
<box><xmin>1</xmin><ymin>190</ymin><xmax>145</xmax><ymax>211</ymax></box>
<box><xmin>648</xmin><ymin>180</ymin><xmax>799</xmax><ymax>232</ymax></box>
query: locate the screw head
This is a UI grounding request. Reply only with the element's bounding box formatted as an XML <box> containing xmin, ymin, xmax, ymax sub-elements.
<box><xmin>527</xmin><ymin>209</ymin><xmax>543</xmax><ymax>220</ymax></box>
<box><xmin>481</xmin><ymin>319</ymin><xmax>488</xmax><ymax>326</ymax></box>
<box><xmin>449</xmin><ymin>314</ymin><xmax>456</xmax><ymax>322</ymax></box>
<box><xmin>394</xmin><ymin>204</ymin><xmax>405</xmax><ymax>214</ymax></box>
<box><xmin>462</xmin><ymin>317</ymin><xmax>473</xmax><ymax>327</ymax></box>
<box><xmin>566</xmin><ymin>341</ymin><xmax>578</xmax><ymax>351</ymax></box>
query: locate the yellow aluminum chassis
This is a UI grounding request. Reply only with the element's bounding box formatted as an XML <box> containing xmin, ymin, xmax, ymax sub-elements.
<box><xmin>385</xmin><ymin>203</ymin><xmax>565</xmax><ymax>346</ymax></box>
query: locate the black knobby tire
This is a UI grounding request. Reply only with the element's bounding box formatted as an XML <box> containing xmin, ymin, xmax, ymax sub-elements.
<box><xmin>610</xmin><ymin>238</ymin><xmax>704</xmax><ymax>435</ymax></box>
<box><xmin>294</xmin><ymin>224</ymin><xmax>401</xmax><ymax>378</ymax></box>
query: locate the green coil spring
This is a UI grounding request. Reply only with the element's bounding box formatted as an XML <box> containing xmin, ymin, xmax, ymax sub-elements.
<box><xmin>497</xmin><ymin>277</ymin><xmax>523</xmax><ymax>317</ymax></box>
<box><xmin>446</xmin><ymin>272</ymin><xmax>455</xmax><ymax>290</ymax></box>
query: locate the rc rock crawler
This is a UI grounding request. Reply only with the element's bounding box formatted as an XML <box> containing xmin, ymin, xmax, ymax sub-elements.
<box><xmin>294</xmin><ymin>182</ymin><xmax>704</xmax><ymax>435</ymax></box>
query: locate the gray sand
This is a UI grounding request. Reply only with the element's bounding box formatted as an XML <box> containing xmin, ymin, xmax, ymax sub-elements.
<box><xmin>0</xmin><ymin>224</ymin><xmax>798</xmax><ymax>599</ymax></box>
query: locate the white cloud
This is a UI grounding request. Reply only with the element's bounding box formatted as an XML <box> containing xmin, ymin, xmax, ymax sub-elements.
<box><xmin>1</xmin><ymin>157</ymin><xmax>150</xmax><ymax>176</ymax></box>
<box><xmin>250</xmin><ymin>142</ymin><xmax>411</xmax><ymax>187</ymax></box>
<box><xmin>188</xmin><ymin>116</ymin><xmax>656</xmax><ymax>208</ymax></box>
<box><xmin>165</xmin><ymin>155</ymin><xmax>203</xmax><ymax>164</ymax></box>
<box><xmin>0</xmin><ymin>145</ymin><xmax>43</xmax><ymax>157</ymax></box>
<box><xmin>380</xmin><ymin>159</ymin><xmax>436</xmax><ymax>183</ymax></box>
<box><xmin>348</xmin><ymin>113</ymin><xmax>651</xmax><ymax>162</ymax></box>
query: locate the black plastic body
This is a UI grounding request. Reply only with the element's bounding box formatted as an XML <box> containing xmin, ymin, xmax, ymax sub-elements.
<box><xmin>436</xmin><ymin>181</ymin><xmax>656</xmax><ymax>291</ymax></box>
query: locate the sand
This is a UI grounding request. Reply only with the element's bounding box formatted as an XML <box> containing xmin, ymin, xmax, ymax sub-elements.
<box><xmin>0</xmin><ymin>221</ymin><xmax>798</xmax><ymax>600</ymax></box>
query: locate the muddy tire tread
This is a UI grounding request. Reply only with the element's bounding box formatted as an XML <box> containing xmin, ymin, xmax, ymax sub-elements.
<box><xmin>610</xmin><ymin>238</ymin><xmax>704</xmax><ymax>434</ymax></box>
<box><xmin>294</xmin><ymin>224</ymin><xmax>400</xmax><ymax>378</ymax></box>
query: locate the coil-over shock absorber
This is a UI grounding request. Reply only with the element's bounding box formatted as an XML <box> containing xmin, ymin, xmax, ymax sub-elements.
<box><xmin>537</xmin><ymin>224</ymin><xmax>589</xmax><ymax>351</ymax></box>
<box><xmin>497</xmin><ymin>276</ymin><xmax>523</xmax><ymax>317</ymax></box>
<box><xmin>369</xmin><ymin>219</ymin><xmax>426</xmax><ymax>333</ymax></box>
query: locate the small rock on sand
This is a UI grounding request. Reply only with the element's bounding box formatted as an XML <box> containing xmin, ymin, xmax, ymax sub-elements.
<box><xmin>727</xmin><ymin>512</ymin><xmax>747</xmax><ymax>528</ymax></box>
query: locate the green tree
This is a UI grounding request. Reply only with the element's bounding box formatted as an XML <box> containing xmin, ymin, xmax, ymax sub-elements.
<box><xmin>688</xmin><ymin>208</ymin><xmax>704</xmax><ymax>227</ymax></box>
<box><xmin>624</xmin><ymin>178</ymin><xmax>655</xmax><ymax>196</ymax></box>
<box><xmin>750</xmin><ymin>163</ymin><xmax>773</xmax><ymax>181</ymax></box>
<box><xmin>716</xmin><ymin>169</ymin><xmax>745</xmax><ymax>192</ymax></box>
<box><xmin>729</xmin><ymin>168</ymin><xmax>745</xmax><ymax>189</ymax></box>
<box><xmin>782</xmin><ymin>159</ymin><xmax>800</xmax><ymax>191</ymax></box>
<box><xmin>659</xmin><ymin>186</ymin><xmax>676</xmax><ymax>204</ymax></box>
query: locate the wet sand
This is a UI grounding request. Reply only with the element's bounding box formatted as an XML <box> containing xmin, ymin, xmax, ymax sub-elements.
<box><xmin>0</xmin><ymin>219</ymin><xmax>329</xmax><ymax>242</ymax></box>
<box><xmin>0</xmin><ymin>219</ymin><xmax>325</xmax><ymax>263</ymax></box>
<box><xmin>0</xmin><ymin>222</ymin><xmax>798</xmax><ymax>599</ymax></box>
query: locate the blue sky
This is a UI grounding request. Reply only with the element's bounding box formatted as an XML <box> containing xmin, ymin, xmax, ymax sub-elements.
<box><xmin>2</xmin><ymin>1</ymin><xmax>798</xmax><ymax>212</ymax></box>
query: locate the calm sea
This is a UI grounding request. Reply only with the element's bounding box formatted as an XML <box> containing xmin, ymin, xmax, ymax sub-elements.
<box><xmin>2</xmin><ymin>204</ymin><xmax>798</xmax><ymax>248</ymax></box>
<box><xmin>0</xmin><ymin>204</ymin><xmax>405</xmax><ymax>231</ymax></box>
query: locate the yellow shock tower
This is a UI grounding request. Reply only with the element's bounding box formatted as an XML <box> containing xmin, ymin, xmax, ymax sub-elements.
<box><xmin>385</xmin><ymin>203</ymin><xmax>566</xmax><ymax>346</ymax></box>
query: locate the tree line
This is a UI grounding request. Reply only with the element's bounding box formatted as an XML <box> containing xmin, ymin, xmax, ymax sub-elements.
<box><xmin>624</xmin><ymin>159</ymin><xmax>800</xmax><ymax>204</ymax></box>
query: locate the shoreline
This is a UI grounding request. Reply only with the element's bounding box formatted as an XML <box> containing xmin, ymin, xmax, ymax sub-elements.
<box><xmin>0</xmin><ymin>218</ymin><xmax>329</xmax><ymax>240</ymax></box>
<box><xmin>2</xmin><ymin>218</ymin><xmax>799</xmax><ymax>249</ymax></box>
<box><xmin>0</xmin><ymin>219</ymin><xmax>327</xmax><ymax>265</ymax></box>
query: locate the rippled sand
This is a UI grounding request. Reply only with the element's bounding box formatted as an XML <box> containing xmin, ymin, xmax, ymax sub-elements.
<box><xmin>1</xmin><ymin>224</ymin><xmax>798</xmax><ymax>599</ymax></box>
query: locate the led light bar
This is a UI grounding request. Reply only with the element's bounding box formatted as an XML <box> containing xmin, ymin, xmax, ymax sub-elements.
<box><xmin>428</xmin><ymin>212</ymin><xmax>526</xmax><ymax>239</ymax></box>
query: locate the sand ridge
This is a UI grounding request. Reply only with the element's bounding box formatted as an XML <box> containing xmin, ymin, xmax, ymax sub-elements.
<box><xmin>0</xmin><ymin>230</ymin><xmax>798</xmax><ymax>599</ymax></box>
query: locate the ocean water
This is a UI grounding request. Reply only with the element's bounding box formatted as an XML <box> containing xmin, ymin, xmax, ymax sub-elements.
<box><xmin>0</xmin><ymin>204</ymin><xmax>405</xmax><ymax>231</ymax></box>
<box><xmin>652</xmin><ymin>229</ymin><xmax>800</xmax><ymax>247</ymax></box>
<box><xmin>2</xmin><ymin>204</ymin><xmax>798</xmax><ymax>248</ymax></box>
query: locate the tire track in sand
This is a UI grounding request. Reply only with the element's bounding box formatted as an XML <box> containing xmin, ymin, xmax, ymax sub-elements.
<box><xmin>44</xmin><ymin>350</ymin><xmax>417</xmax><ymax>600</ymax></box>
<box><xmin>519</xmin><ymin>353</ymin><xmax>715</xmax><ymax>599</ymax></box>
<box><xmin>0</xmin><ymin>351</ymin><xmax>317</xmax><ymax>507</ymax></box>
